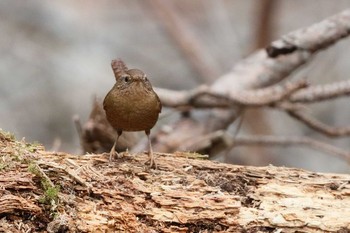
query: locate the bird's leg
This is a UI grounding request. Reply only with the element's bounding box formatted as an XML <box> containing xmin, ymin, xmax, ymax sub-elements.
<box><xmin>145</xmin><ymin>130</ymin><xmax>157</xmax><ymax>169</ymax></box>
<box><xmin>109</xmin><ymin>130</ymin><xmax>122</xmax><ymax>161</ymax></box>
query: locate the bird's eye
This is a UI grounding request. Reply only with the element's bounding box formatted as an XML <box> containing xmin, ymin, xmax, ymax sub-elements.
<box><xmin>144</xmin><ymin>76</ymin><xmax>148</xmax><ymax>81</ymax></box>
<box><xmin>122</xmin><ymin>76</ymin><xmax>130</xmax><ymax>82</ymax></box>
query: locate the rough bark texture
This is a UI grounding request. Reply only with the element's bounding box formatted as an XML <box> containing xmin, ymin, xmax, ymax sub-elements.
<box><xmin>0</xmin><ymin>131</ymin><xmax>349</xmax><ymax>233</ymax></box>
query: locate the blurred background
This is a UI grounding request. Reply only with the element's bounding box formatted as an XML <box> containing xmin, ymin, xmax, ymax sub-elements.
<box><xmin>1</xmin><ymin>0</ymin><xmax>350</xmax><ymax>173</ymax></box>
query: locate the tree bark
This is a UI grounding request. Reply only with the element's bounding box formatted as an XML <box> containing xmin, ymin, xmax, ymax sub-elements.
<box><xmin>0</xmin><ymin>131</ymin><xmax>349</xmax><ymax>232</ymax></box>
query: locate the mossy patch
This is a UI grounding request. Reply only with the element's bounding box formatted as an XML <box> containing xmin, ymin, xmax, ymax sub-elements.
<box><xmin>0</xmin><ymin>129</ymin><xmax>15</xmax><ymax>141</ymax></box>
<box><xmin>28</xmin><ymin>163</ymin><xmax>59</xmax><ymax>201</ymax></box>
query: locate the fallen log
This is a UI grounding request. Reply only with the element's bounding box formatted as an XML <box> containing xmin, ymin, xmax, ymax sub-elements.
<box><xmin>0</xmin><ymin>130</ymin><xmax>349</xmax><ymax>232</ymax></box>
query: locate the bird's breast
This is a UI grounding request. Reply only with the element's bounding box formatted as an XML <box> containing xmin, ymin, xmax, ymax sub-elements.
<box><xmin>104</xmin><ymin>87</ymin><xmax>160</xmax><ymax>132</ymax></box>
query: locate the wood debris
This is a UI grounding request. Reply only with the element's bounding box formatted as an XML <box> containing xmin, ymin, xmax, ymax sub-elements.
<box><xmin>0</xmin><ymin>130</ymin><xmax>349</xmax><ymax>232</ymax></box>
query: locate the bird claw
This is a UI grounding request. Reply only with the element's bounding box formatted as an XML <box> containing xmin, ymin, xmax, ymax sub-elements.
<box><xmin>144</xmin><ymin>159</ymin><xmax>157</xmax><ymax>169</ymax></box>
<box><xmin>109</xmin><ymin>150</ymin><xmax>121</xmax><ymax>162</ymax></box>
<box><xmin>145</xmin><ymin>152</ymin><xmax>157</xmax><ymax>169</ymax></box>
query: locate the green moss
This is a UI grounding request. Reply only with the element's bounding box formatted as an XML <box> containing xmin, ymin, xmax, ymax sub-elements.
<box><xmin>10</xmin><ymin>141</ymin><xmax>27</xmax><ymax>161</ymax></box>
<box><xmin>26</xmin><ymin>141</ymin><xmax>41</xmax><ymax>152</ymax></box>
<box><xmin>2</xmin><ymin>130</ymin><xmax>60</xmax><ymax>217</ymax></box>
<box><xmin>11</xmin><ymin>141</ymin><xmax>42</xmax><ymax>162</ymax></box>
<box><xmin>46</xmin><ymin>185</ymin><xmax>60</xmax><ymax>202</ymax></box>
<box><xmin>0</xmin><ymin>163</ymin><xmax>6</xmax><ymax>171</ymax></box>
<box><xmin>0</xmin><ymin>129</ymin><xmax>15</xmax><ymax>141</ymax></box>
<box><xmin>41</xmin><ymin>177</ymin><xmax>52</xmax><ymax>191</ymax></box>
<box><xmin>28</xmin><ymin>163</ymin><xmax>60</xmax><ymax>206</ymax></box>
<box><xmin>0</xmin><ymin>153</ymin><xmax>16</xmax><ymax>172</ymax></box>
<box><xmin>28</xmin><ymin>163</ymin><xmax>39</xmax><ymax>175</ymax></box>
<box><xmin>39</xmin><ymin>185</ymin><xmax>60</xmax><ymax>205</ymax></box>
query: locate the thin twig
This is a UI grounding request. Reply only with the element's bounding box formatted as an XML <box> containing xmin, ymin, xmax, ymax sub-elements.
<box><xmin>290</xmin><ymin>79</ymin><xmax>350</xmax><ymax>103</ymax></box>
<box><xmin>275</xmin><ymin>103</ymin><xmax>350</xmax><ymax>137</ymax></box>
<box><xmin>34</xmin><ymin>164</ymin><xmax>55</xmax><ymax>188</ymax></box>
<box><xmin>224</xmin><ymin>110</ymin><xmax>246</xmax><ymax>162</ymax></box>
<box><xmin>73</xmin><ymin>114</ymin><xmax>84</xmax><ymax>151</ymax></box>
<box><xmin>286</xmin><ymin>110</ymin><xmax>350</xmax><ymax>137</ymax></box>
<box><xmin>233</xmin><ymin>135</ymin><xmax>350</xmax><ymax>163</ymax></box>
<box><xmin>38</xmin><ymin>161</ymin><xmax>91</xmax><ymax>190</ymax></box>
<box><xmin>183</xmin><ymin>130</ymin><xmax>350</xmax><ymax>163</ymax></box>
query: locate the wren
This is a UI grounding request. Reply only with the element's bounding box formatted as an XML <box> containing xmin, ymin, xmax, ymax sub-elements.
<box><xmin>103</xmin><ymin>59</ymin><xmax>162</xmax><ymax>168</ymax></box>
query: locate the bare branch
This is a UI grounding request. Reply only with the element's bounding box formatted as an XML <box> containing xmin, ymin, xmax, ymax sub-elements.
<box><xmin>290</xmin><ymin>80</ymin><xmax>350</xmax><ymax>103</ymax></box>
<box><xmin>151</xmin><ymin>9</ymin><xmax>350</xmax><ymax>154</ymax></box>
<box><xmin>182</xmin><ymin>130</ymin><xmax>350</xmax><ymax>163</ymax></box>
<box><xmin>266</xmin><ymin>9</ymin><xmax>350</xmax><ymax>57</ymax></box>
<box><xmin>273</xmin><ymin>103</ymin><xmax>350</xmax><ymax>137</ymax></box>
<box><xmin>155</xmin><ymin>86</ymin><xmax>230</xmax><ymax>108</ymax></box>
<box><xmin>156</xmin><ymin>80</ymin><xmax>308</xmax><ymax>108</ymax></box>
<box><xmin>232</xmin><ymin>135</ymin><xmax>350</xmax><ymax>163</ymax></box>
<box><xmin>155</xmin><ymin>9</ymin><xmax>350</xmax><ymax>110</ymax></box>
<box><xmin>286</xmin><ymin>110</ymin><xmax>350</xmax><ymax>137</ymax></box>
<box><xmin>227</xmin><ymin>79</ymin><xmax>308</xmax><ymax>106</ymax></box>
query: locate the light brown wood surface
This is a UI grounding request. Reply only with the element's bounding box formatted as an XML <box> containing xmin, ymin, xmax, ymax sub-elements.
<box><xmin>1</xmin><ymin>131</ymin><xmax>349</xmax><ymax>232</ymax></box>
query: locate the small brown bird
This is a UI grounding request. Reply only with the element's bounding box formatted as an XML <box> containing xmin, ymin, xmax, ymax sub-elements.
<box><xmin>103</xmin><ymin>59</ymin><xmax>162</xmax><ymax>168</ymax></box>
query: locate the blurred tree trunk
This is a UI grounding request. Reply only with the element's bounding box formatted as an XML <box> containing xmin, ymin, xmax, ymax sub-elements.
<box><xmin>239</xmin><ymin>0</ymin><xmax>278</xmax><ymax>165</ymax></box>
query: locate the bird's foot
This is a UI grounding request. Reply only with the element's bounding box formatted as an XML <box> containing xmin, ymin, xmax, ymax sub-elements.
<box><xmin>144</xmin><ymin>151</ymin><xmax>157</xmax><ymax>169</ymax></box>
<box><xmin>109</xmin><ymin>150</ymin><xmax>122</xmax><ymax>162</ymax></box>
